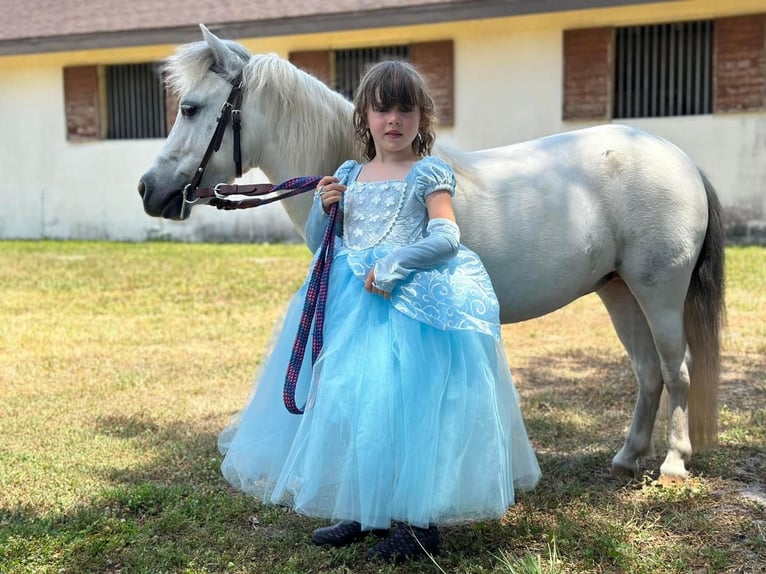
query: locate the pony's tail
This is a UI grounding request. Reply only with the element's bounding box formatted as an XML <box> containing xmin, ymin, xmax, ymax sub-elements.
<box><xmin>685</xmin><ymin>170</ymin><xmax>726</xmax><ymax>451</ymax></box>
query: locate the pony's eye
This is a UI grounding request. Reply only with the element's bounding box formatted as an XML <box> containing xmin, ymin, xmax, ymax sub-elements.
<box><xmin>180</xmin><ymin>104</ymin><xmax>198</xmax><ymax>118</ymax></box>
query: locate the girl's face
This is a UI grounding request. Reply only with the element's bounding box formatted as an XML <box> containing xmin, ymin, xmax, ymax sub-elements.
<box><xmin>366</xmin><ymin>102</ymin><xmax>421</xmax><ymax>160</ymax></box>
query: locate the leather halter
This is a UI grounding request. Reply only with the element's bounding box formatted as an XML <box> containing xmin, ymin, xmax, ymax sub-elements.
<box><xmin>180</xmin><ymin>71</ymin><xmax>320</xmax><ymax>215</ymax></box>
<box><xmin>181</xmin><ymin>72</ymin><xmax>244</xmax><ymax>217</ymax></box>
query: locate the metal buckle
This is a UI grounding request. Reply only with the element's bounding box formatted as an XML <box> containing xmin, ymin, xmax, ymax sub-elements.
<box><xmin>182</xmin><ymin>184</ymin><xmax>199</xmax><ymax>205</ymax></box>
<box><xmin>213</xmin><ymin>183</ymin><xmax>229</xmax><ymax>199</ymax></box>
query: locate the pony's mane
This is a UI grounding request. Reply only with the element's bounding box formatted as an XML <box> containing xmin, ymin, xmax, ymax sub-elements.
<box><xmin>242</xmin><ymin>54</ymin><xmax>361</xmax><ymax>168</ymax></box>
<box><xmin>251</xmin><ymin>56</ymin><xmax>355</xmax><ymax>140</ymax></box>
<box><xmin>163</xmin><ymin>39</ymin><xmax>251</xmax><ymax>96</ymax></box>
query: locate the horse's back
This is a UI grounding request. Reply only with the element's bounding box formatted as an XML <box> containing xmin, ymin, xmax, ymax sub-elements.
<box><xmin>446</xmin><ymin>125</ymin><xmax>709</xmax><ymax>322</ymax></box>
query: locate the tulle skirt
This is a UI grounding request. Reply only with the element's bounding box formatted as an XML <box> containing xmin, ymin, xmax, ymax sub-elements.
<box><xmin>219</xmin><ymin>252</ymin><xmax>540</xmax><ymax>530</ymax></box>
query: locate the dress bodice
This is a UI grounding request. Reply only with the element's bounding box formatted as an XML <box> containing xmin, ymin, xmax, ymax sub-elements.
<box><xmin>323</xmin><ymin>157</ymin><xmax>501</xmax><ymax>340</ymax></box>
<box><xmin>342</xmin><ymin>179</ymin><xmax>426</xmax><ymax>250</ymax></box>
<box><xmin>336</xmin><ymin>157</ymin><xmax>455</xmax><ymax>251</ymax></box>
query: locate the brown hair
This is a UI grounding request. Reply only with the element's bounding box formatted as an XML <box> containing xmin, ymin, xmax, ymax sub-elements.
<box><xmin>352</xmin><ymin>60</ymin><xmax>437</xmax><ymax>161</ymax></box>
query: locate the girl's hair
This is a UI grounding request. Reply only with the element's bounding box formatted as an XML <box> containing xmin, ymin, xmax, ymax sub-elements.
<box><xmin>352</xmin><ymin>60</ymin><xmax>437</xmax><ymax>161</ymax></box>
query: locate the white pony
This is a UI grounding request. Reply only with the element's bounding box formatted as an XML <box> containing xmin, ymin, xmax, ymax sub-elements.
<box><xmin>138</xmin><ymin>26</ymin><xmax>725</xmax><ymax>479</ymax></box>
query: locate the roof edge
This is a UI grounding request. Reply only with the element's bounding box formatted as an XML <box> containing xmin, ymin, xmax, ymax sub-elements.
<box><xmin>0</xmin><ymin>0</ymin><xmax>666</xmax><ymax>56</ymax></box>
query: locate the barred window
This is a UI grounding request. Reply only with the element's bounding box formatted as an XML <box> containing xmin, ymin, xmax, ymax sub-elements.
<box><xmin>334</xmin><ymin>46</ymin><xmax>410</xmax><ymax>100</ymax></box>
<box><xmin>614</xmin><ymin>21</ymin><xmax>713</xmax><ymax>118</ymax></box>
<box><xmin>64</xmin><ymin>62</ymin><xmax>173</xmax><ymax>141</ymax></box>
<box><xmin>106</xmin><ymin>63</ymin><xmax>167</xmax><ymax>139</ymax></box>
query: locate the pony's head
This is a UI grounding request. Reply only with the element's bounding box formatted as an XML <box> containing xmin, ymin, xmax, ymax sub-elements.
<box><xmin>139</xmin><ymin>25</ymin><xmax>359</xmax><ymax>222</ymax></box>
<box><xmin>138</xmin><ymin>25</ymin><xmax>253</xmax><ymax>219</ymax></box>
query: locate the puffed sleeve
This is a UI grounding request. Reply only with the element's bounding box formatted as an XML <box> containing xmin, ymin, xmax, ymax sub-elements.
<box><xmin>413</xmin><ymin>156</ymin><xmax>456</xmax><ymax>205</ymax></box>
<box><xmin>304</xmin><ymin>160</ymin><xmax>358</xmax><ymax>253</ymax></box>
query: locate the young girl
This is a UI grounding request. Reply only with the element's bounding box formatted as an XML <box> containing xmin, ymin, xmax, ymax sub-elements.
<box><xmin>218</xmin><ymin>60</ymin><xmax>541</xmax><ymax>563</ymax></box>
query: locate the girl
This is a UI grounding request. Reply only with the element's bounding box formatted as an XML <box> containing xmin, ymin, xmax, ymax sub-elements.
<box><xmin>218</xmin><ymin>60</ymin><xmax>541</xmax><ymax>563</ymax></box>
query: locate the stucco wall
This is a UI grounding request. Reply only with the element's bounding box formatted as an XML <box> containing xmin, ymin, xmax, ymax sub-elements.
<box><xmin>1</xmin><ymin>0</ymin><xmax>764</xmax><ymax>243</ymax></box>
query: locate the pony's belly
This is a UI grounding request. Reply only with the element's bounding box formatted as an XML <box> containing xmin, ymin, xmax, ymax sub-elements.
<box><xmin>474</xmin><ymin>238</ymin><xmax>616</xmax><ymax>324</ymax></box>
<box><xmin>494</xmin><ymin>276</ymin><xmax>602</xmax><ymax>323</ymax></box>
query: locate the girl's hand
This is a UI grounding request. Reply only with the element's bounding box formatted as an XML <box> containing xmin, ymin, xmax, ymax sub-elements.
<box><xmin>316</xmin><ymin>176</ymin><xmax>345</xmax><ymax>214</ymax></box>
<box><xmin>365</xmin><ymin>270</ymin><xmax>390</xmax><ymax>299</ymax></box>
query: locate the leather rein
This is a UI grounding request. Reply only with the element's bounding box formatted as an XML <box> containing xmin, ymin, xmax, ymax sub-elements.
<box><xmin>181</xmin><ymin>71</ymin><xmax>318</xmax><ymax>216</ymax></box>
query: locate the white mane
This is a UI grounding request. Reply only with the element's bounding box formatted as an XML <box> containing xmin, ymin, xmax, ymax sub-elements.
<box><xmin>243</xmin><ymin>54</ymin><xmax>360</xmax><ymax>167</ymax></box>
<box><xmin>163</xmin><ymin>39</ymin><xmax>251</xmax><ymax>96</ymax></box>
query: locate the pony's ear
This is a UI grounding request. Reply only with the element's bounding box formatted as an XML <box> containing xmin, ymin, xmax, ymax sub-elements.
<box><xmin>199</xmin><ymin>24</ymin><xmax>240</xmax><ymax>74</ymax></box>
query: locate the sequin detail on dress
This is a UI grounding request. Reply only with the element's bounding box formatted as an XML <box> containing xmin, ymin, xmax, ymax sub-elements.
<box><xmin>343</xmin><ymin>181</ymin><xmax>407</xmax><ymax>250</ymax></box>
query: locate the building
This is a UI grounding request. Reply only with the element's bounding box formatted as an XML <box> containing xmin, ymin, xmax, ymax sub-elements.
<box><xmin>1</xmin><ymin>0</ymin><xmax>764</xmax><ymax>242</ymax></box>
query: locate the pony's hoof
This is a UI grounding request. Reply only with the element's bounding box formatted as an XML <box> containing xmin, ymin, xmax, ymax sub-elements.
<box><xmin>657</xmin><ymin>473</ymin><xmax>687</xmax><ymax>485</ymax></box>
<box><xmin>611</xmin><ymin>452</ymin><xmax>639</xmax><ymax>479</ymax></box>
<box><xmin>611</xmin><ymin>461</ymin><xmax>639</xmax><ymax>479</ymax></box>
<box><xmin>659</xmin><ymin>453</ymin><xmax>688</xmax><ymax>480</ymax></box>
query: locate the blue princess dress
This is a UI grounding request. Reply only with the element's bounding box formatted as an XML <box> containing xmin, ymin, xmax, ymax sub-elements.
<box><xmin>219</xmin><ymin>156</ymin><xmax>541</xmax><ymax>530</ymax></box>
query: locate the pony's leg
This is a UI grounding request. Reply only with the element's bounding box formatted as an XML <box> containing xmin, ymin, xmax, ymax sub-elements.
<box><xmin>622</xmin><ymin>275</ymin><xmax>693</xmax><ymax>478</ymax></box>
<box><xmin>597</xmin><ymin>279</ymin><xmax>663</xmax><ymax>478</ymax></box>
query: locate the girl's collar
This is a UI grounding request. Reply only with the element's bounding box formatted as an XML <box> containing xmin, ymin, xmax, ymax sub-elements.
<box><xmin>354</xmin><ymin>158</ymin><xmax>420</xmax><ymax>184</ymax></box>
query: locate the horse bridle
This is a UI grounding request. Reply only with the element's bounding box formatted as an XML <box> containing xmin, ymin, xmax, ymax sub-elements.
<box><xmin>181</xmin><ymin>72</ymin><xmax>244</xmax><ymax>217</ymax></box>
<box><xmin>180</xmin><ymin>71</ymin><xmax>320</xmax><ymax>217</ymax></box>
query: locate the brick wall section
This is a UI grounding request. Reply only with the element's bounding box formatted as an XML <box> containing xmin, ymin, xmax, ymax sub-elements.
<box><xmin>714</xmin><ymin>14</ymin><xmax>766</xmax><ymax>112</ymax></box>
<box><xmin>289</xmin><ymin>50</ymin><xmax>332</xmax><ymax>87</ymax></box>
<box><xmin>563</xmin><ymin>27</ymin><xmax>614</xmax><ymax>120</ymax></box>
<box><xmin>63</xmin><ymin>65</ymin><xmax>100</xmax><ymax>140</ymax></box>
<box><xmin>410</xmin><ymin>40</ymin><xmax>454</xmax><ymax>127</ymax></box>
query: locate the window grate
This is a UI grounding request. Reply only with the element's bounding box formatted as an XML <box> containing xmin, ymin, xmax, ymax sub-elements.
<box><xmin>614</xmin><ymin>21</ymin><xmax>712</xmax><ymax>118</ymax></box>
<box><xmin>106</xmin><ymin>63</ymin><xmax>166</xmax><ymax>139</ymax></box>
<box><xmin>334</xmin><ymin>46</ymin><xmax>410</xmax><ymax>101</ymax></box>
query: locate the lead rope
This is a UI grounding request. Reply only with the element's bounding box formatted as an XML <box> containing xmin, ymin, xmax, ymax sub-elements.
<box><xmin>283</xmin><ymin>202</ymin><xmax>339</xmax><ymax>415</ymax></box>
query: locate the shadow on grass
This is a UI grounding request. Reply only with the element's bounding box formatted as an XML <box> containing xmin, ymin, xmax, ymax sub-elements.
<box><xmin>1</xmin><ymin>348</ymin><xmax>763</xmax><ymax>574</ymax></box>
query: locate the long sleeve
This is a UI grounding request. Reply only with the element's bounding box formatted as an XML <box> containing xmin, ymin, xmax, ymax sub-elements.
<box><xmin>372</xmin><ymin>218</ymin><xmax>460</xmax><ymax>293</ymax></box>
<box><xmin>304</xmin><ymin>193</ymin><xmax>329</xmax><ymax>253</ymax></box>
<box><xmin>303</xmin><ymin>160</ymin><xmax>357</xmax><ymax>253</ymax></box>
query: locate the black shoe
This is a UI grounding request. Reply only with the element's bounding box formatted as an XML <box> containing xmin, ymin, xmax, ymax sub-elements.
<box><xmin>311</xmin><ymin>521</ymin><xmax>388</xmax><ymax>547</ymax></box>
<box><xmin>366</xmin><ymin>522</ymin><xmax>440</xmax><ymax>563</ymax></box>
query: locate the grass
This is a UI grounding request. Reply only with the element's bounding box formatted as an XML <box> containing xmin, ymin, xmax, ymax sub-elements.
<box><xmin>0</xmin><ymin>241</ymin><xmax>764</xmax><ymax>573</ymax></box>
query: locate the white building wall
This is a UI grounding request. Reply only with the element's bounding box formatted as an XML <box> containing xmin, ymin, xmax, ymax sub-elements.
<box><xmin>1</xmin><ymin>1</ymin><xmax>764</xmax><ymax>242</ymax></box>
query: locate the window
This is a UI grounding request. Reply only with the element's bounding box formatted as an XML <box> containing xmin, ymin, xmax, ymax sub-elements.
<box><xmin>290</xmin><ymin>40</ymin><xmax>454</xmax><ymax>126</ymax></box>
<box><xmin>64</xmin><ymin>62</ymin><xmax>174</xmax><ymax>141</ymax></box>
<box><xmin>106</xmin><ymin>63</ymin><xmax>167</xmax><ymax>139</ymax></box>
<box><xmin>614</xmin><ymin>21</ymin><xmax>713</xmax><ymax>118</ymax></box>
<box><xmin>563</xmin><ymin>15</ymin><xmax>766</xmax><ymax>120</ymax></box>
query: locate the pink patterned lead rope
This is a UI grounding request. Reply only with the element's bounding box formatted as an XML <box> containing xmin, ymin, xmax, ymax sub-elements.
<box><xmin>283</xmin><ymin>201</ymin><xmax>339</xmax><ymax>415</ymax></box>
<box><xmin>271</xmin><ymin>176</ymin><xmax>323</xmax><ymax>195</ymax></box>
<box><xmin>204</xmin><ymin>175</ymin><xmax>324</xmax><ymax>210</ymax></box>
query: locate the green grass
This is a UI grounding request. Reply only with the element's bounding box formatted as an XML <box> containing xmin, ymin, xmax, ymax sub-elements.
<box><xmin>1</xmin><ymin>241</ymin><xmax>764</xmax><ymax>573</ymax></box>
